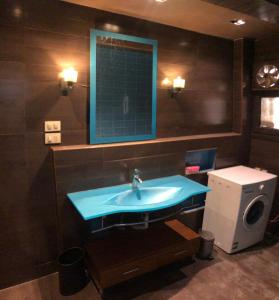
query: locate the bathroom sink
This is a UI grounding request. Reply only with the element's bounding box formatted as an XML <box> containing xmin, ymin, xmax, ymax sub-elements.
<box><xmin>107</xmin><ymin>187</ymin><xmax>183</xmax><ymax>206</ymax></box>
<box><xmin>67</xmin><ymin>175</ymin><xmax>210</xmax><ymax>221</ymax></box>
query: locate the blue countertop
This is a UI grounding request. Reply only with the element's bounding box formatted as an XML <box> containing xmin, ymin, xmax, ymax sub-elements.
<box><xmin>67</xmin><ymin>175</ymin><xmax>210</xmax><ymax>221</ymax></box>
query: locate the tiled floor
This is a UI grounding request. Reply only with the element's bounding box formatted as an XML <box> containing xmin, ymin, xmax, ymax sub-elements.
<box><xmin>1</xmin><ymin>235</ymin><xmax>279</xmax><ymax>300</ymax></box>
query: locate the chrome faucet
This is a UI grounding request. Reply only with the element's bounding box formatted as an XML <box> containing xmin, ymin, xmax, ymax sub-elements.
<box><xmin>132</xmin><ymin>168</ymin><xmax>143</xmax><ymax>190</ymax></box>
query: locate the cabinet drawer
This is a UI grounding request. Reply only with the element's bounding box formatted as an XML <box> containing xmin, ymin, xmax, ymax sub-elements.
<box><xmin>157</xmin><ymin>243</ymin><xmax>194</xmax><ymax>266</ymax></box>
<box><xmin>100</xmin><ymin>256</ymin><xmax>157</xmax><ymax>288</ymax></box>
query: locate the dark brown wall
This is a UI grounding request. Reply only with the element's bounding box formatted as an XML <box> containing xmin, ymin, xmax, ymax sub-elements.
<box><xmin>0</xmin><ymin>0</ymin><xmax>236</xmax><ymax>289</ymax></box>
<box><xmin>233</xmin><ymin>39</ymin><xmax>254</xmax><ymax>163</ymax></box>
<box><xmin>250</xmin><ymin>36</ymin><xmax>279</xmax><ymax>229</ymax></box>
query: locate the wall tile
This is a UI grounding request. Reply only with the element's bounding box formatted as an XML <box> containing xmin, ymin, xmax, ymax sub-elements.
<box><xmin>0</xmin><ymin>134</ymin><xmax>25</xmax><ymax>167</ymax></box>
<box><xmin>0</xmin><ymin>25</ymin><xmax>24</xmax><ymax>61</ymax></box>
<box><xmin>0</xmin><ymin>80</ymin><xmax>25</xmax><ymax>134</ymax></box>
<box><xmin>54</xmin><ymin>147</ymin><xmax>103</xmax><ymax>166</ymax></box>
<box><xmin>25</xmin><ymin>82</ymin><xmax>88</xmax><ymax>132</ymax></box>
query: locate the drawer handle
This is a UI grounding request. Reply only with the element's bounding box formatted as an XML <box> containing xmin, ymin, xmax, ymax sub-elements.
<box><xmin>174</xmin><ymin>250</ymin><xmax>188</xmax><ymax>256</ymax></box>
<box><xmin>122</xmin><ymin>268</ymin><xmax>140</xmax><ymax>276</ymax></box>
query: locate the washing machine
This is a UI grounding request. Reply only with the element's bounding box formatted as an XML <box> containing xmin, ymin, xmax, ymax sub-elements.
<box><xmin>202</xmin><ymin>165</ymin><xmax>277</xmax><ymax>253</ymax></box>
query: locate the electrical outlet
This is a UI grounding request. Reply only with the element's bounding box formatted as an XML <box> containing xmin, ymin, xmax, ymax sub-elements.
<box><xmin>44</xmin><ymin>121</ymin><xmax>61</xmax><ymax>132</ymax></box>
<box><xmin>45</xmin><ymin>133</ymin><xmax>61</xmax><ymax>144</ymax></box>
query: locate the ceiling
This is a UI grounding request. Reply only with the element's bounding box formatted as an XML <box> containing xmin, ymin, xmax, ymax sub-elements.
<box><xmin>62</xmin><ymin>0</ymin><xmax>279</xmax><ymax>40</ymax></box>
<box><xmin>204</xmin><ymin>0</ymin><xmax>279</xmax><ymax>24</ymax></box>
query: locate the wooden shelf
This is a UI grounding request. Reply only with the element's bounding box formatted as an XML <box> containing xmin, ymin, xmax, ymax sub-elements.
<box><xmin>252</xmin><ymin>88</ymin><xmax>279</xmax><ymax>91</ymax></box>
<box><xmin>85</xmin><ymin>220</ymin><xmax>200</xmax><ymax>290</ymax></box>
<box><xmin>52</xmin><ymin>132</ymin><xmax>240</xmax><ymax>151</ymax></box>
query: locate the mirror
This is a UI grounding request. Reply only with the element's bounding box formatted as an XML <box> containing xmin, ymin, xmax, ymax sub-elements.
<box><xmin>90</xmin><ymin>30</ymin><xmax>158</xmax><ymax>144</ymax></box>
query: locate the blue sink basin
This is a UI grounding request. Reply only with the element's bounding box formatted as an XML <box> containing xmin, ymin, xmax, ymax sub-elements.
<box><xmin>107</xmin><ymin>187</ymin><xmax>183</xmax><ymax>206</ymax></box>
<box><xmin>67</xmin><ymin>175</ymin><xmax>210</xmax><ymax>221</ymax></box>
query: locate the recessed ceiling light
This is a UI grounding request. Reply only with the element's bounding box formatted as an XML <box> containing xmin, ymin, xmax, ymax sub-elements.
<box><xmin>155</xmin><ymin>0</ymin><xmax>167</xmax><ymax>3</ymax></box>
<box><xmin>230</xmin><ymin>19</ymin><xmax>246</xmax><ymax>26</ymax></box>
<box><xmin>103</xmin><ymin>23</ymin><xmax>120</xmax><ymax>32</ymax></box>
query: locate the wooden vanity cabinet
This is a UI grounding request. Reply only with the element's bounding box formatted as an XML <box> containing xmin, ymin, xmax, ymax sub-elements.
<box><xmin>85</xmin><ymin>219</ymin><xmax>200</xmax><ymax>290</ymax></box>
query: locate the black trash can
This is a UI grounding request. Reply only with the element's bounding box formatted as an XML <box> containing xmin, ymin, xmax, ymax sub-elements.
<box><xmin>58</xmin><ymin>247</ymin><xmax>88</xmax><ymax>296</ymax></box>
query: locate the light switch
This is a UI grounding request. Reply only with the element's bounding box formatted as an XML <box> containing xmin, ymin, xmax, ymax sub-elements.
<box><xmin>44</xmin><ymin>121</ymin><xmax>61</xmax><ymax>132</ymax></box>
<box><xmin>45</xmin><ymin>133</ymin><xmax>61</xmax><ymax>144</ymax></box>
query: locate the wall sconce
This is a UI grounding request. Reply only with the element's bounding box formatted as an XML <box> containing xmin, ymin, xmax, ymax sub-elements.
<box><xmin>162</xmin><ymin>78</ymin><xmax>172</xmax><ymax>86</ymax></box>
<box><xmin>162</xmin><ymin>76</ymin><xmax>185</xmax><ymax>98</ymax></box>
<box><xmin>172</xmin><ymin>76</ymin><xmax>185</xmax><ymax>97</ymax></box>
<box><xmin>60</xmin><ymin>67</ymin><xmax>78</xmax><ymax>95</ymax></box>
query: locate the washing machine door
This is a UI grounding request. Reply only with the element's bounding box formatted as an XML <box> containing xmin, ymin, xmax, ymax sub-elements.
<box><xmin>243</xmin><ymin>194</ymin><xmax>269</xmax><ymax>231</ymax></box>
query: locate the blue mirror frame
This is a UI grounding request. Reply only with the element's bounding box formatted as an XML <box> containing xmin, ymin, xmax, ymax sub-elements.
<box><xmin>90</xmin><ymin>29</ymin><xmax>158</xmax><ymax>144</ymax></box>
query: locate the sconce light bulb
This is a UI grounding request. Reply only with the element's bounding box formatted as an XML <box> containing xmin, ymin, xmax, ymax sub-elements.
<box><xmin>162</xmin><ymin>77</ymin><xmax>171</xmax><ymax>86</ymax></box>
<box><xmin>60</xmin><ymin>67</ymin><xmax>78</xmax><ymax>96</ymax></box>
<box><xmin>62</xmin><ymin>67</ymin><xmax>78</xmax><ymax>83</ymax></box>
<box><xmin>173</xmin><ymin>76</ymin><xmax>185</xmax><ymax>89</ymax></box>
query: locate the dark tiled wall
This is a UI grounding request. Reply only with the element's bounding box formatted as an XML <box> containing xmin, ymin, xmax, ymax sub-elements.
<box><xmin>0</xmin><ymin>0</ymin><xmax>236</xmax><ymax>289</ymax></box>
<box><xmin>233</xmin><ymin>39</ymin><xmax>254</xmax><ymax>166</ymax></box>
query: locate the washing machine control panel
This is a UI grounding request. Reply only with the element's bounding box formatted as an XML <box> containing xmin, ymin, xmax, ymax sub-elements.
<box><xmin>259</xmin><ymin>184</ymin><xmax>265</xmax><ymax>191</ymax></box>
<box><xmin>243</xmin><ymin>183</ymin><xmax>267</xmax><ymax>195</ymax></box>
<box><xmin>243</xmin><ymin>185</ymin><xmax>254</xmax><ymax>194</ymax></box>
